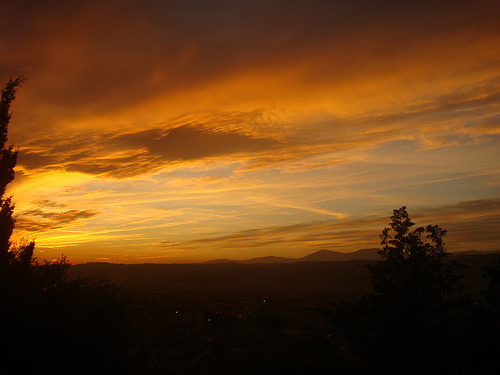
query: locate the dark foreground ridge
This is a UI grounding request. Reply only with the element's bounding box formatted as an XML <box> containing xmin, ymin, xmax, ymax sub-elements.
<box><xmin>70</xmin><ymin>251</ymin><xmax>497</xmax><ymax>305</ymax></box>
<box><xmin>63</xmin><ymin>251</ymin><xmax>499</xmax><ymax>374</ymax></box>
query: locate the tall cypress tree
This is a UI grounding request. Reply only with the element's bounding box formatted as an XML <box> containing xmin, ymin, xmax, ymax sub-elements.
<box><xmin>0</xmin><ymin>77</ymin><xmax>33</xmax><ymax>270</ymax></box>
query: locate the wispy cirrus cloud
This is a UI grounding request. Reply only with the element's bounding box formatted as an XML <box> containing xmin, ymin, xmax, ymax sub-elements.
<box><xmin>158</xmin><ymin>199</ymin><xmax>500</xmax><ymax>260</ymax></box>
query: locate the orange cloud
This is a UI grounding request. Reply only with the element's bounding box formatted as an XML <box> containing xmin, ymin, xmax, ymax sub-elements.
<box><xmin>17</xmin><ymin>122</ymin><xmax>280</xmax><ymax>178</ymax></box>
<box><xmin>17</xmin><ymin>208</ymin><xmax>98</xmax><ymax>233</ymax></box>
<box><xmin>3</xmin><ymin>0</ymin><xmax>499</xmax><ymax>131</ymax></box>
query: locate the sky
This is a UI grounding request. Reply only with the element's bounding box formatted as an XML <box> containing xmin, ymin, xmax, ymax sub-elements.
<box><xmin>1</xmin><ymin>0</ymin><xmax>499</xmax><ymax>264</ymax></box>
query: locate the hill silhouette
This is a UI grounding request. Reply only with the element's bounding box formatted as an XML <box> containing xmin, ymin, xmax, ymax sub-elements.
<box><xmin>299</xmin><ymin>248</ymin><xmax>380</xmax><ymax>261</ymax></box>
<box><xmin>204</xmin><ymin>248</ymin><xmax>495</xmax><ymax>264</ymax></box>
<box><xmin>205</xmin><ymin>248</ymin><xmax>381</xmax><ymax>264</ymax></box>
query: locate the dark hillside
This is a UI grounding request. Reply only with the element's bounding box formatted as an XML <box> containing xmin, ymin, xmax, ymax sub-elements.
<box><xmin>68</xmin><ymin>253</ymin><xmax>495</xmax><ymax>305</ymax></box>
<box><xmin>69</xmin><ymin>260</ymin><xmax>375</xmax><ymax>305</ymax></box>
<box><xmin>63</xmin><ymin>252</ymin><xmax>499</xmax><ymax>374</ymax></box>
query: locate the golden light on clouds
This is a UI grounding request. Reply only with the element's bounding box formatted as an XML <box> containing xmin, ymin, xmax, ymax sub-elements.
<box><xmin>2</xmin><ymin>0</ymin><xmax>500</xmax><ymax>263</ymax></box>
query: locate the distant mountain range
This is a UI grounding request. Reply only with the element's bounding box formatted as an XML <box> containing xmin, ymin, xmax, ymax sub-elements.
<box><xmin>204</xmin><ymin>248</ymin><xmax>382</xmax><ymax>264</ymax></box>
<box><xmin>204</xmin><ymin>248</ymin><xmax>494</xmax><ymax>264</ymax></box>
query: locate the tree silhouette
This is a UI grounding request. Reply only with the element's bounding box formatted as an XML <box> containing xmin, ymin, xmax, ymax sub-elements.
<box><xmin>355</xmin><ymin>206</ymin><xmax>464</xmax><ymax>373</ymax></box>
<box><xmin>0</xmin><ymin>76</ymin><xmax>35</xmax><ymax>272</ymax></box>
<box><xmin>0</xmin><ymin>78</ymin><xmax>128</xmax><ymax>373</ymax></box>
<box><xmin>370</xmin><ymin>206</ymin><xmax>460</xmax><ymax>315</ymax></box>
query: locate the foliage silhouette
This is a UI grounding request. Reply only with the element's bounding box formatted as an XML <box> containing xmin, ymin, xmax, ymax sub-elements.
<box><xmin>0</xmin><ymin>78</ymin><xmax>128</xmax><ymax>373</ymax></box>
<box><xmin>0</xmin><ymin>76</ymin><xmax>32</xmax><ymax>269</ymax></box>
<box><xmin>340</xmin><ymin>207</ymin><xmax>467</xmax><ymax>374</ymax></box>
<box><xmin>369</xmin><ymin>206</ymin><xmax>462</xmax><ymax>316</ymax></box>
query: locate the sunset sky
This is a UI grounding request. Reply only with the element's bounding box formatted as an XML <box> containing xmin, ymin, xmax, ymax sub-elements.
<box><xmin>1</xmin><ymin>0</ymin><xmax>499</xmax><ymax>263</ymax></box>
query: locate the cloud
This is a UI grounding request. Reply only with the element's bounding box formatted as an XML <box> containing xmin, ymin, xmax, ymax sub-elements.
<box><xmin>13</xmin><ymin>72</ymin><xmax>500</xmax><ymax>178</ymax></box>
<box><xmin>160</xmin><ymin>216</ymin><xmax>385</xmax><ymax>254</ymax></box>
<box><xmin>22</xmin><ymin>209</ymin><xmax>98</xmax><ymax>223</ymax></box>
<box><xmin>3</xmin><ymin>0</ymin><xmax>499</xmax><ymax>132</ymax></box>
<box><xmin>5</xmin><ymin>1</ymin><xmax>500</xmax><ymax>176</ymax></box>
<box><xmin>15</xmin><ymin>219</ymin><xmax>65</xmax><ymax>233</ymax></box>
<box><xmin>17</xmin><ymin>122</ymin><xmax>280</xmax><ymax>178</ymax></box>
<box><xmin>16</xmin><ymin>208</ymin><xmax>98</xmax><ymax>233</ymax></box>
<box><xmin>32</xmin><ymin>199</ymin><xmax>67</xmax><ymax>208</ymax></box>
<box><xmin>159</xmin><ymin>199</ymin><xmax>500</xmax><ymax>256</ymax></box>
<box><xmin>16</xmin><ymin>73</ymin><xmax>500</xmax><ymax>179</ymax></box>
<box><xmin>113</xmin><ymin>124</ymin><xmax>279</xmax><ymax>161</ymax></box>
<box><xmin>415</xmin><ymin>199</ymin><xmax>500</xmax><ymax>220</ymax></box>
